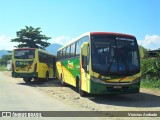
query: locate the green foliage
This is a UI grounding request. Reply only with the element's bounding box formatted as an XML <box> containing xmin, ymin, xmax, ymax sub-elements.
<box><xmin>0</xmin><ymin>55</ymin><xmax>11</xmax><ymax>65</ymax></box>
<box><xmin>141</xmin><ymin>58</ymin><xmax>160</xmax><ymax>78</ymax></box>
<box><xmin>0</xmin><ymin>65</ymin><xmax>6</xmax><ymax>71</ymax></box>
<box><xmin>141</xmin><ymin>78</ymin><xmax>160</xmax><ymax>89</ymax></box>
<box><xmin>11</xmin><ymin>26</ymin><xmax>51</xmax><ymax>49</ymax></box>
<box><xmin>141</xmin><ymin>57</ymin><xmax>160</xmax><ymax>89</ymax></box>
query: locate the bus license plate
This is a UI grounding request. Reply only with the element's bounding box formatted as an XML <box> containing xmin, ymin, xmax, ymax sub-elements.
<box><xmin>113</xmin><ymin>86</ymin><xmax>122</xmax><ymax>89</ymax></box>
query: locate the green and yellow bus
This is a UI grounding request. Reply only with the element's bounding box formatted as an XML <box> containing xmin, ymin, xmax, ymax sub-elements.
<box><xmin>12</xmin><ymin>48</ymin><xmax>56</xmax><ymax>83</ymax></box>
<box><xmin>56</xmin><ymin>32</ymin><xmax>141</xmax><ymax>96</ymax></box>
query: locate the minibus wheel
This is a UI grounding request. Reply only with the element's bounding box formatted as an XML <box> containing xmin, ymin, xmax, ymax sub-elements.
<box><xmin>23</xmin><ymin>78</ymin><xmax>31</xmax><ymax>83</ymax></box>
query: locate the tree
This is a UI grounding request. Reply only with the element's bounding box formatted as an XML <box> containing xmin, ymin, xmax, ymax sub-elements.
<box><xmin>11</xmin><ymin>26</ymin><xmax>51</xmax><ymax>49</ymax></box>
<box><xmin>0</xmin><ymin>55</ymin><xmax>11</xmax><ymax>65</ymax></box>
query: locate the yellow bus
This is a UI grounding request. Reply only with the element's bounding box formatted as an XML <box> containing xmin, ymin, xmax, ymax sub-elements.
<box><xmin>12</xmin><ymin>48</ymin><xmax>56</xmax><ymax>83</ymax></box>
<box><xmin>56</xmin><ymin>32</ymin><xmax>141</xmax><ymax>96</ymax></box>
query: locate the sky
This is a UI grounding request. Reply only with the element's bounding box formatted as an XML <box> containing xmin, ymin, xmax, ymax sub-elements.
<box><xmin>0</xmin><ymin>0</ymin><xmax>160</xmax><ymax>50</ymax></box>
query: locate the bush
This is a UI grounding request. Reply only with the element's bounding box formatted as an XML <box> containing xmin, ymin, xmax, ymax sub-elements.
<box><xmin>141</xmin><ymin>57</ymin><xmax>160</xmax><ymax>89</ymax></box>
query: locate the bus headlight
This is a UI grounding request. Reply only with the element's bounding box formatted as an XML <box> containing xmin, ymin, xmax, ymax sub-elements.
<box><xmin>131</xmin><ymin>77</ymin><xmax>141</xmax><ymax>84</ymax></box>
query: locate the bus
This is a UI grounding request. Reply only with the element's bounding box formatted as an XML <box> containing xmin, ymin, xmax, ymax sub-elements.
<box><xmin>56</xmin><ymin>32</ymin><xmax>141</xmax><ymax>96</ymax></box>
<box><xmin>12</xmin><ymin>48</ymin><xmax>56</xmax><ymax>83</ymax></box>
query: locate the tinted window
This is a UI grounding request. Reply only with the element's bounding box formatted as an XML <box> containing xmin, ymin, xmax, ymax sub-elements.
<box><xmin>14</xmin><ymin>49</ymin><xmax>35</xmax><ymax>59</ymax></box>
<box><xmin>91</xmin><ymin>35</ymin><xmax>140</xmax><ymax>75</ymax></box>
<box><xmin>76</xmin><ymin>36</ymin><xmax>89</xmax><ymax>56</ymax></box>
<box><xmin>66</xmin><ymin>46</ymin><xmax>70</xmax><ymax>58</ymax></box>
<box><xmin>70</xmin><ymin>43</ymin><xmax>76</xmax><ymax>58</ymax></box>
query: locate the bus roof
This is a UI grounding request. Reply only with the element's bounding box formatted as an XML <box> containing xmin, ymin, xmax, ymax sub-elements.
<box><xmin>90</xmin><ymin>32</ymin><xmax>135</xmax><ymax>38</ymax></box>
<box><xmin>13</xmin><ymin>48</ymin><xmax>56</xmax><ymax>57</ymax></box>
<box><xmin>58</xmin><ymin>32</ymin><xmax>136</xmax><ymax>51</ymax></box>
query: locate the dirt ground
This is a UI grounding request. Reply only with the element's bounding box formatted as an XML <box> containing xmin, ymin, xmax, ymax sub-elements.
<box><xmin>3</xmin><ymin>71</ymin><xmax>160</xmax><ymax>119</ymax></box>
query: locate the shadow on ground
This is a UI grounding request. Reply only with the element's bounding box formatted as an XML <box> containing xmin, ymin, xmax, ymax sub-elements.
<box><xmin>86</xmin><ymin>92</ymin><xmax>160</xmax><ymax>108</ymax></box>
<box><xmin>17</xmin><ymin>78</ymin><xmax>62</xmax><ymax>87</ymax></box>
<box><xmin>69</xmin><ymin>85</ymin><xmax>160</xmax><ymax>108</ymax></box>
<box><xmin>18</xmin><ymin>79</ymin><xmax>160</xmax><ymax>108</ymax></box>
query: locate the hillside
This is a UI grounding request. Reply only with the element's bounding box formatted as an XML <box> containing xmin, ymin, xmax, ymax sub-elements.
<box><xmin>0</xmin><ymin>50</ymin><xmax>9</xmax><ymax>58</ymax></box>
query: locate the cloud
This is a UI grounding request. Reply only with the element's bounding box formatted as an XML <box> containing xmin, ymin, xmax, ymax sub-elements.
<box><xmin>0</xmin><ymin>35</ymin><xmax>17</xmax><ymax>50</ymax></box>
<box><xmin>50</xmin><ymin>36</ymin><xmax>75</xmax><ymax>46</ymax></box>
<box><xmin>138</xmin><ymin>35</ymin><xmax>160</xmax><ymax>50</ymax></box>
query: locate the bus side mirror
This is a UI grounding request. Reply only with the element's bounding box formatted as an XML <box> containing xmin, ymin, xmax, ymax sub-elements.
<box><xmin>81</xmin><ymin>42</ymin><xmax>89</xmax><ymax>56</ymax></box>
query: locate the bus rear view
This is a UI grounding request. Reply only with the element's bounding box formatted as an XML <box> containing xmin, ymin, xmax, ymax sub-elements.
<box><xmin>12</xmin><ymin>48</ymin><xmax>56</xmax><ymax>83</ymax></box>
<box><xmin>12</xmin><ymin>48</ymin><xmax>38</xmax><ymax>82</ymax></box>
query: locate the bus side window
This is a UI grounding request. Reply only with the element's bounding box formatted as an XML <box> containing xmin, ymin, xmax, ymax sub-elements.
<box><xmin>70</xmin><ymin>43</ymin><xmax>76</xmax><ymax>58</ymax></box>
<box><xmin>76</xmin><ymin>41</ymin><xmax>80</xmax><ymax>56</ymax></box>
<box><xmin>57</xmin><ymin>51</ymin><xmax>60</xmax><ymax>60</ymax></box>
<box><xmin>63</xmin><ymin>48</ymin><xmax>66</xmax><ymax>59</ymax></box>
<box><xmin>62</xmin><ymin>49</ymin><xmax>64</xmax><ymax>59</ymax></box>
<box><xmin>59</xmin><ymin>50</ymin><xmax>62</xmax><ymax>60</ymax></box>
<box><xmin>66</xmin><ymin>46</ymin><xmax>70</xmax><ymax>58</ymax></box>
<box><xmin>63</xmin><ymin>49</ymin><xmax>66</xmax><ymax>59</ymax></box>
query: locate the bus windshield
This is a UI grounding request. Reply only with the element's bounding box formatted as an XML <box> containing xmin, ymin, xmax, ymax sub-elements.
<box><xmin>14</xmin><ymin>49</ymin><xmax>35</xmax><ymax>59</ymax></box>
<box><xmin>91</xmin><ymin>35</ymin><xmax>140</xmax><ymax>75</ymax></box>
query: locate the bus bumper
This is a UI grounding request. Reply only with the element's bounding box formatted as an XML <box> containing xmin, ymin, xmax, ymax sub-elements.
<box><xmin>90</xmin><ymin>78</ymin><xmax>141</xmax><ymax>94</ymax></box>
<box><xmin>12</xmin><ymin>72</ymin><xmax>38</xmax><ymax>78</ymax></box>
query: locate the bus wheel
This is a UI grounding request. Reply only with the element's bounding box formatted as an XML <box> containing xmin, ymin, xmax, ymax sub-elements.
<box><xmin>46</xmin><ymin>72</ymin><xmax>49</xmax><ymax>81</ymax></box>
<box><xmin>23</xmin><ymin>78</ymin><xmax>31</xmax><ymax>83</ymax></box>
<box><xmin>78</xmin><ymin>80</ymin><xmax>87</xmax><ymax>97</ymax></box>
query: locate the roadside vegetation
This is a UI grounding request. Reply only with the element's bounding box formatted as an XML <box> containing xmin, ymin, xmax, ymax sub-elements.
<box><xmin>140</xmin><ymin>58</ymin><xmax>160</xmax><ymax>89</ymax></box>
<box><xmin>140</xmin><ymin>46</ymin><xmax>160</xmax><ymax>89</ymax></box>
<box><xmin>0</xmin><ymin>54</ymin><xmax>11</xmax><ymax>71</ymax></box>
<box><xmin>0</xmin><ymin>65</ymin><xmax>6</xmax><ymax>71</ymax></box>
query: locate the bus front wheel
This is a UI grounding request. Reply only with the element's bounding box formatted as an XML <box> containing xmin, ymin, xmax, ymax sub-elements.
<box><xmin>23</xmin><ymin>78</ymin><xmax>31</xmax><ymax>83</ymax></box>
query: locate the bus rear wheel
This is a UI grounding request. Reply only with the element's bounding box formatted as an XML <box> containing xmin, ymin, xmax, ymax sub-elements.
<box><xmin>23</xmin><ymin>78</ymin><xmax>31</xmax><ymax>83</ymax></box>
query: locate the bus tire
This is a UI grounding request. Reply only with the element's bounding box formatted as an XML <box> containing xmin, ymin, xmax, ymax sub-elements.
<box><xmin>78</xmin><ymin>80</ymin><xmax>87</xmax><ymax>97</ymax></box>
<box><xmin>46</xmin><ymin>72</ymin><xmax>49</xmax><ymax>81</ymax></box>
<box><xmin>23</xmin><ymin>78</ymin><xmax>31</xmax><ymax>83</ymax></box>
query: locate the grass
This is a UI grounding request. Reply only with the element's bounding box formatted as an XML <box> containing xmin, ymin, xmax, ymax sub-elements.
<box><xmin>0</xmin><ymin>65</ymin><xmax>6</xmax><ymax>71</ymax></box>
<box><xmin>141</xmin><ymin>78</ymin><xmax>160</xmax><ymax>89</ymax></box>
